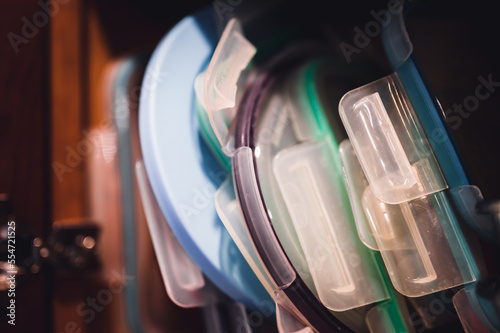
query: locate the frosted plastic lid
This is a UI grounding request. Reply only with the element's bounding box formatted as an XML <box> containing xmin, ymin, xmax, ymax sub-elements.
<box><xmin>339</xmin><ymin>73</ymin><xmax>447</xmax><ymax>204</ymax></box>
<box><xmin>201</xmin><ymin>18</ymin><xmax>256</xmax><ymax>151</ymax></box>
<box><xmin>272</xmin><ymin>61</ymin><xmax>389</xmax><ymax>311</ymax></box>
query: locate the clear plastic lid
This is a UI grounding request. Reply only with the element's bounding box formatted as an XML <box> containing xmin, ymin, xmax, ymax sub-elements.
<box><xmin>362</xmin><ymin>186</ymin><xmax>477</xmax><ymax>297</ymax></box>
<box><xmin>273</xmin><ymin>136</ymin><xmax>388</xmax><ymax>311</ymax></box>
<box><xmin>201</xmin><ymin>18</ymin><xmax>256</xmax><ymax>152</ymax></box>
<box><xmin>339</xmin><ymin>73</ymin><xmax>447</xmax><ymax>205</ymax></box>
<box><xmin>135</xmin><ymin>160</ymin><xmax>207</xmax><ymax>307</ymax></box>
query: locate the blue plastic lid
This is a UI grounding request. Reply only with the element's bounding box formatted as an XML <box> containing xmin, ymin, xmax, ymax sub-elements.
<box><xmin>138</xmin><ymin>6</ymin><xmax>271</xmax><ymax>312</ymax></box>
<box><xmin>382</xmin><ymin>4</ymin><xmax>470</xmax><ymax>189</ymax></box>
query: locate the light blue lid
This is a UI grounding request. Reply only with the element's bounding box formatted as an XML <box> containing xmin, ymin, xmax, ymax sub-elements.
<box><xmin>138</xmin><ymin>6</ymin><xmax>271</xmax><ymax>312</ymax></box>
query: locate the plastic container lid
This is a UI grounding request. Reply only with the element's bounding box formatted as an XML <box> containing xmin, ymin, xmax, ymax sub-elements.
<box><xmin>138</xmin><ymin>6</ymin><xmax>271</xmax><ymax>312</ymax></box>
<box><xmin>192</xmin><ymin>18</ymin><xmax>279</xmax><ymax>309</ymax></box>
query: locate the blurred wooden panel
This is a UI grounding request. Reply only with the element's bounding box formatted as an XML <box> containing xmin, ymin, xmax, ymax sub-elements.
<box><xmin>50</xmin><ymin>2</ymin><xmax>93</xmax><ymax>333</ymax></box>
<box><xmin>50</xmin><ymin>0</ymin><xmax>211</xmax><ymax>332</ymax></box>
<box><xmin>0</xmin><ymin>0</ymin><xmax>50</xmax><ymax>332</ymax></box>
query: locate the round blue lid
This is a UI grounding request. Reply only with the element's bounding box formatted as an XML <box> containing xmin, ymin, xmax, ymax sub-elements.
<box><xmin>139</xmin><ymin>6</ymin><xmax>271</xmax><ymax>312</ymax></box>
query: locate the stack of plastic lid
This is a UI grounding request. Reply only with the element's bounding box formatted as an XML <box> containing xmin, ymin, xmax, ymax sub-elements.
<box><xmin>137</xmin><ymin>2</ymin><xmax>499</xmax><ymax>332</ymax></box>
<box><xmin>193</xmin><ymin>14</ymin><xmax>412</xmax><ymax>331</ymax></box>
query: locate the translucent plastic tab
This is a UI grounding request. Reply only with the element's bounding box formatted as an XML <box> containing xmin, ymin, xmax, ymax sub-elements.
<box><xmin>215</xmin><ymin>177</ymin><xmax>276</xmax><ymax>297</ymax></box>
<box><xmin>203</xmin><ymin>18</ymin><xmax>256</xmax><ymax>147</ymax></box>
<box><xmin>362</xmin><ymin>186</ymin><xmax>477</xmax><ymax>297</ymax></box>
<box><xmin>339</xmin><ymin>140</ymin><xmax>378</xmax><ymax>250</ymax></box>
<box><xmin>453</xmin><ymin>287</ymin><xmax>500</xmax><ymax>333</ymax></box>
<box><xmin>273</xmin><ymin>137</ymin><xmax>388</xmax><ymax>311</ymax></box>
<box><xmin>449</xmin><ymin>185</ymin><xmax>497</xmax><ymax>243</ymax></box>
<box><xmin>135</xmin><ymin>160</ymin><xmax>206</xmax><ymax>307</ymax></box>
<box><xmin>339</xmin><ymin>74</ymin><xmax>447</xmax><ymax>204</ymax></box>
